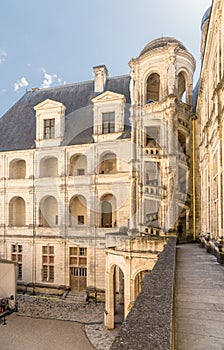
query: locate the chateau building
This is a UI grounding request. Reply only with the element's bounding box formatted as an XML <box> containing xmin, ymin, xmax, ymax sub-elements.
<box><xmin>196</xmin><ymin>0</ymin><xmax>224</xmax><ymax>242</ymax></box>
<box><xmin>1</xmin><ymin>0</ymin><xmax>222</xmax><ymax>329</ymax></box>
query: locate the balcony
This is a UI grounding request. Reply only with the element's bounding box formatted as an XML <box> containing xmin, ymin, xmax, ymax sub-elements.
<box><xmin>144</xmin><ymin>185</ymin><xmax>166</xmax><ymax>199</ymax></box>
<box><xmin>144</xmin><ymin>147</ymin><xmax>163</xmax><ymax>157</ymax></box>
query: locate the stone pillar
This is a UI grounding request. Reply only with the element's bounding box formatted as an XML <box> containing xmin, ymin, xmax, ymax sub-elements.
<box><xmin>105</xmin><ymin>264</ymin><xmax>115</xmax><ymax>329</ymax></box>
<box><xmin>130</xmin><ymin>118</ymin><xmax>137</xmax><ymax>231</ymax></box>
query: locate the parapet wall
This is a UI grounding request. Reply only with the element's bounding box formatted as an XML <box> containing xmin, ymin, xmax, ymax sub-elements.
<box><xmin>110</xmin><ymin>236</ymin><xmax>176</xmax><ymax>350</ymax></box>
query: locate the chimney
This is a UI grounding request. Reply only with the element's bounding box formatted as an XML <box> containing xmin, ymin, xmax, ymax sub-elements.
<box><xmin>93</xmin><ymin>65</ymin><xmax>108</xmax><ymax>92</ymax></box>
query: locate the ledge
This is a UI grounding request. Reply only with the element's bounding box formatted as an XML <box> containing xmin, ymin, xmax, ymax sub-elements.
<box><xmin>110</xmin><ymin>236</ymin><xmax>176</xmax><ymax>350</ymax></box>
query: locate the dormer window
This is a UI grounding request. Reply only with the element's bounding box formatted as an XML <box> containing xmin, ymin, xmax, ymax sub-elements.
<box><xmin>92</xmin><ymin>91</ymin><xmax>126</xmax><ymax>142</ymax></box>
<box><xmin>44</xmin><ymin>118</ymin><xmax>55</xmax><ymax>139</ymax></box>
<box><xmin>102</xmin><ymin>112</ymin><xmax>115</xmax><ymax>134</ymax></box>
<box><xmin>34</xmin><ymin>99</ymin><xmax>66</xmax><ymax>148</ymax></box>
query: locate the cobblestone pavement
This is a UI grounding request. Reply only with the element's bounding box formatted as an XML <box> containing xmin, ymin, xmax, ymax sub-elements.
<box><xmin>12</xmin><ymin>295</ymin><xmax>120</xmax><ymax>350</ymax></box>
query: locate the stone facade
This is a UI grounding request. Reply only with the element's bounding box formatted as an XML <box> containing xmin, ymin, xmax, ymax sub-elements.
<box><xmin>196</xmin><ymin>0</ymin><xmax>224</xmax><ymax>245</ymax></box>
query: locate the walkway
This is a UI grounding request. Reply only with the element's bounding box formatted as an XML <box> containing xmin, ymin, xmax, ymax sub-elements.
<box><xmin>175</xmin><ymin>243</ymin><xmax>224</xmax><ymax>350</ymax></box>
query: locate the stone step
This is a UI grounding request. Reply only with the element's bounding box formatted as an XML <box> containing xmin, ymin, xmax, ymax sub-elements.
<box><xmin>64</xmin><ymin>291</ymin><xmax>87</xmax><ymax>303</ymax></box>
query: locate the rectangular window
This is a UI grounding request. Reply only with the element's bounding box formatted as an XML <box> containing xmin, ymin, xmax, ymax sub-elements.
<box><xmin>78</xmin><ymin>215</ymin><xmax>84</xmax><ymax>225</ymax></box>
<box><xmin>102</xmin><ymin>112</ymin><xmax>115</xmax><ymax>134</ymax></box>
<box><xmin>145</xmin><ymin>127</ymin><xmax>160</xmax><ymax>147</ymax></box>
<box><xmin>44</xmin><ymin>119</ymin><xmax>55</xmax><ymax>139</ymax></box>
<box><xmin>77</xmin><ymin>169</ymin><xmax>85</xmax><ymax>176</ymax></box>
<box><xmin>11</xmin><ymin>244</ymin><xmax>22</xmax><ymax>280</ymax></box>
<box><xmin>42</xmin><ymin>246</ymin><xmax>54</xmax><ymax>282</ymax></box>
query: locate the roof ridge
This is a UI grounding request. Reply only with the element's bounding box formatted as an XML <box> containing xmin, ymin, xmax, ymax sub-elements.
<box><xmin>28</xmin><ymin>74</ymin><xmax>130</xmax><ymax>94</ymax></box>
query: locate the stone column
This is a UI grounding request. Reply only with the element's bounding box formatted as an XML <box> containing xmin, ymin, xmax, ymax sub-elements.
<box><xmin>105</xmin><ymin>257</ymin><xmax>115</xmax><ymax>329</ymax></box>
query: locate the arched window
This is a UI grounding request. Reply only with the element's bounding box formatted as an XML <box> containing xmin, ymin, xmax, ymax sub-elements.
<box><xmin>178</xmin><ymin>72</ymin><xmax>186</xmax><ymax>102</ymax></box>
<box><xmin>69</xmin><ymin>155</ymin><xmax>87</xmax><ymax>176</ymax></box>
<box><xmin>39</xmin><ymin>196</ymin><xmax>58</xmax><ymax>227</ymax></box>
<box><xmin>69</xmin><ymin>195</ymin><xmax>87</xmax><ymax>226</ymax></box>
<box><xmin>9</xmin><ymin>160</ymin><xmax>26</xmax><ymax>179</ymax></box>
<box><xmin>40</xmin><ymin>157</ymin><xmax>58</xmax><ymax>177</ymax></box>
<box><xmin>146</xmin><ymin>73</ymin><xmax>160</xmax><ymax>103</ymax></box>
<box><xmin>99</xmin><ymin>153</ymin><xmax>117</xmax><ymax>174</ymax></box>
<box><xmin>100</xmin><ymin>194</ymin><xmax>116</xmax><ymax>227</ymax></box>
<box><xmin>9</xmin><ymin>197</ymin><xmax>26</xmax><ymax>226</ymax></box>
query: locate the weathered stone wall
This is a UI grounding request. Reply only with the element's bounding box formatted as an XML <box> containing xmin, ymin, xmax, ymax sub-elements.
<box><xmin>110</xmin><ymin>236</ymin><xmax>176</xmax><ymax>350</ymax></box>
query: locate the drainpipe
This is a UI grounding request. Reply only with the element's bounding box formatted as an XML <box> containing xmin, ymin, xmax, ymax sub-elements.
<box><xmin>192</xmin><ymin>113</ymin><xmax>197</xmax><ymax>241</ymax></box>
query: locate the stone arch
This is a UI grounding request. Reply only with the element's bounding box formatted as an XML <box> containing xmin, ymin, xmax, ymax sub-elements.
<box><xmin>9</xmin><ymin>196</ymin><xmax>26</xmax><ymax>226</ymax></box>
<box><xmin>40</xmin><ymin>156</ymin><xmax>58</xmax><ymax>177</ymax></box>
<box><xmin>99</xmin><ymin>152</ymin><xmax>117</xmax><ymax>174</ymax></box>
<box><xmin>69</xmin><ymin>154</ymin><xmax>87</xmax><ymax>176</ymax></box>
<box><xmin>133</xmin><ymin>268</ymin><xmax>150</xmax><ymax>300</ymax></box>
<box><xmin>39</xmin><ymin>195</ymin><xmax>58</xmax><ymax>227</ymax></box>
<box><xmin>176</xmin><ymin>68</ymin><xmax>192</xmax><ymax>103</ymax></box>
<box><xmin>146</xmin><ymin>72</ymin><xmax>160</xmax><ymax>103</ymax></box>
<box><xmin>9</xmin><ymin>159</ymin><xmax>26</xmax><ymax>179</ymax></box>
<box><xmin>100</xmin><ymin>193</ymin><xmax>117</xmax><ymax>227</ymax></box>
<box><xmin>69</xmin><ymin>195</ymin><xmax>87</xmax><ymax>226</ymax></box>
<box><xmin>106</xmin><ymin>263</ymin><xmax>125</xmax><ymax>329</ymax></box>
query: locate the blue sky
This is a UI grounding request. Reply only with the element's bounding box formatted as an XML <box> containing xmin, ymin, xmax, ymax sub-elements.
<box><xmin>0</xmin><ymin>0</ymin><xmax>211</xmax><ymax>117</ymax></box>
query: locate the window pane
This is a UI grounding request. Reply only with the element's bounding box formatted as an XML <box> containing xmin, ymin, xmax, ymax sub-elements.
<box><xmin>49</xmin><ymin>246</ymin><xmax>54</xmax><ymax>255</ymax></box>
<box><xmin>49</xmin><ymin>266</ymin><xmax>54</xmax><ymax>281</ymax></box>
<box><xmin>44</xmin><ymin>119</ymin><xmax>55</xmax><ymax>139</ymax></box>
<box><xmin>79</xmin><ymin>248</ymin><xmax>87</xmax><ymax>256</ymax></box>
<box><xmin>77</xmin><ymin>169</ymin><xmax>85</xmax><ymax>176</ymax></box>
<box><xmin>18</xmin><ymin>264</ymin><xmax>22</xmax><ymax>280</ymax></box>
<box><xmin>102</xmin><ymin>112</ymin><xmax>115</xmax><ymax>134</ymax></box>
<box><xmin>74</xmin><ymin>267</ymin><xmax>79</xmax><ymax>276</ymax></box>
<box><xmin>69</xmin><ymin>257</ymin><xmax>77</xmax><ymax>265</ymax></box>
<box><xmin>78</xmin><ymin>215</ymin><xmax>84</xmax><ymax>225</ymax></box>
<box><xmin>43</xmin><ymin>266</ymin><xmax>48</xmax><ymax>280</ymax></box>
<box><xmin>70</xmin><ymin>247</ymin><xmax>77</xmax><ymax>256</ymax></box>
<box><xmin>79</xmin><ymin>257</ymin><xmax>87</xmax><ymax>266</ymax></box>
<box><xmin>80</xmin><ymin>268</ymin><xmax>87</xmax><ymax>277</ymax></box>
<box><xmin>42</xmin><ymin>256</ymin><xmax>48</xmax><ymax>264</ymax></box>
<box><xmin>42</xmin><ymin>246</ymin><xmax>48</xmax><ymax>254</ymax></box>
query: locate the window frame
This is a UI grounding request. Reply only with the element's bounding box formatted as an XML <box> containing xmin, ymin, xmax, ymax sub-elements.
<box><xmin>42</xmin><ymin>245</ymin><xmax>54</xmax><ymax>282</ymax></box>
<box><xmin>102</xmin><ymin>112</ymin><xmax>115</xmax><ymax>134</ymax></box>
<box><xmin>44</xmin><ymin>118</ymin><xmax>55</xmax><ymax>139</ymax></box>
<box><xmin>11</xmin><ymin>244</ymin><xmax>23</xmax><ymax>280</ymax></box>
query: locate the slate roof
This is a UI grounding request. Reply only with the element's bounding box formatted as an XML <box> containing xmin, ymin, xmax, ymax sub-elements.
<box><xmin>0</xmin><ymin>75</ymin><xmax>131</xmax><ymax>152</ymax></box>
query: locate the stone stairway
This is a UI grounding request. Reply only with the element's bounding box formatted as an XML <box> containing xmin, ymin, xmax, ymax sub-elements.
<box><xmin>63</xmin><ymin>291</ymin><xmax>88</xmax><ymax>303</ymax></box>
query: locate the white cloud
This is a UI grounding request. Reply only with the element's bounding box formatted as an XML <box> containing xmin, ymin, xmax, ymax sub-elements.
<box><xmin>0</xmin><ymin>89</ymin><xmax>7</xmax><ymax>95</ymax></box>
<box><xmin>40</xmin><ymin>68</ymin><xmax>66</xmax><ymax>88</ymax></box>
<box><xmin>0</xmin><ymin>50</ymin><xmax>7</xmax><ymax>64</ymax></box>
<box><xmin>14</xmin><ymin>77</ymin><xmax>29</xmax><ymax>92</ymax></box>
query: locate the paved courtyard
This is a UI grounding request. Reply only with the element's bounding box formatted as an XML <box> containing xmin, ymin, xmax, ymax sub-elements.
<box><xmin>0</xmin><ymin>296</ymin><xmax>121</xmax><ymax>350</ymax></box>
<box><xmin>0</xmin><ymin>314</ymin><xmax>94</xmax><ymax>350</ymax></box>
